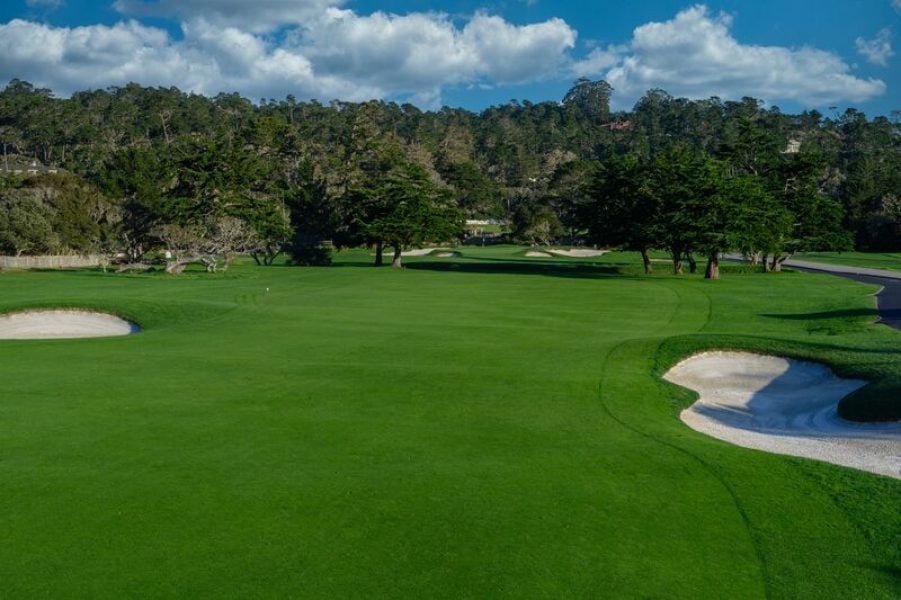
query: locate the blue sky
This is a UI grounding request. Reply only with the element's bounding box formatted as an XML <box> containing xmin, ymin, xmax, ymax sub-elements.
<box><xmin>1</xmin><ymin>1</ymin><xmax>898</xmax><ymax>116</ymax></box>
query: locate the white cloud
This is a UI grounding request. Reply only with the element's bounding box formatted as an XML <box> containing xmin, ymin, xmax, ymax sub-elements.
<box><xmin>0</xmin><ymin>4</ymin><xmax>887</xmax><ymax>110</ymax></box>
<box><xmin>572</xmin><ymin>46</ymin><xmax>625</xmax><ymax>78</ymax></box>
<box><xmin>856</xmin><ymin>28</ymin><xmax>894</xmax><ymax>66</ymax></box>
<box><xmin>0</xmin><ymin>18</ymin><xmax>369</xmax><ymax>101</ymax></box>
<box><xmin>459</xmin><ymin>13</ymin><xmax>575</xmax><ymax>84</ymax></box>
<box><xmin>294</xmin><ymin>10</ymin><xmax>574</xmax><ymax>89</ymax></box>
<box><xmin>0</xmin><ymin>9</ymin><xmax>576</xmax><ymax>105</ymax></box>
<box><xmin>114</xmin><ymin>0</ymin><xmax>345</xmax><ymax>34</ymax></box>
<box><xmin>602</xmin><ymin>5</ymin><xmax>886</xmax><ymax>107</ymax></box>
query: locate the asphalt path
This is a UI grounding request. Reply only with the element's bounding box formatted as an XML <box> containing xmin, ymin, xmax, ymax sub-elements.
<box><xmin>781</xmin><ymin>259</ymin><xmax>901</xmax><ymax>331</ymax></box>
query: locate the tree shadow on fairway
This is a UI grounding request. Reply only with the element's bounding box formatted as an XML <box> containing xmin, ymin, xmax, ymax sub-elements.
<box><xmin>762</xmin><ymin>307</ymin><xmax>900</xmax><ymax>330</ymax></box>
<box><xmin>861</xmin><ymin>562</ymin><xmax>901</xmax><ymax>582</ymax></box>
<box><xmin>318</xmin><ymin>260</ymin><xmax>376</xmax><ymax>268</ymax></box>
<box><xmin>761</xmin><ymin>308</ymin><xmax>880</xmax><ymax>321</ymax></box>
<box><xmin>404</xmin><ymin>256</ymin><xmax>625</xmax><ymax>280</ymax></box>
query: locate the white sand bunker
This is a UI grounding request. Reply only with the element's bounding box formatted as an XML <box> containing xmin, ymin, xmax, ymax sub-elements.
<box><xmin>526</xmin><ymin>251</ymin><xmax>552</xmax><ymax>258</ymax></box>
<box><xmin>0</xmin><ymin>310</ymin><xmax>138</xmax><ymax>340</ymax></box>
<box><xmin>548</xmin><ymin>249</ymin><xmax>609</xmax><ymax>258</ymax></box>
<box><xmin>665</xmin><ymin>352</ymin><xmax>900</xmax><ymax>479</ymax></box>
<box><xmin>372</xmin><ymin>248</ymin><xmax>451</xmax><ymax>257</ymax></box>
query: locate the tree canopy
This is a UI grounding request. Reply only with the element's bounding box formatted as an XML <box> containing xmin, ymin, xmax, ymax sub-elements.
<box><xmin>0</xmin><ymin>78</ymin><xmax>897</xmax><ymax>272</ymax></box>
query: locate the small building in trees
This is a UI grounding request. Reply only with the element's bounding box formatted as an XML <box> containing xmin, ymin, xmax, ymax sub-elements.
<box><xmin>782</xmin><ymin>139</ymin><xmax>802</xmax><ymax>154</ymax></box>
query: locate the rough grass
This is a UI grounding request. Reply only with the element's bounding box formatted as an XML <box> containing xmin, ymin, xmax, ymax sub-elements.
<box><xmin>0</xmin><ymin>247</ymin><xmax>898</xmax><ymax>598</ymax></box>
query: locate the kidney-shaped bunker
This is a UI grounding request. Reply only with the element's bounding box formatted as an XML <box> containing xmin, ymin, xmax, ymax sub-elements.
<box><xmin>0</xmin><ymin>310</ymin><xmax>138</xmax><ymax>339</ymax></box>
<box><xmin>665</xmin><ymin>351</ymin><xmax>900</xmax><ymax>479</ymax></box>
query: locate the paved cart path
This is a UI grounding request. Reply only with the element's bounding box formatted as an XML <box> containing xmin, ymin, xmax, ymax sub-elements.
<box><xmin>724</xmin><ymin>255</ymin><xmax>901</xmax><ymax>331</ymax></box>
<box><xmin>782</xmin><ymin>259</ymin><xmax>901</xmax><ymax>330</ymax></box>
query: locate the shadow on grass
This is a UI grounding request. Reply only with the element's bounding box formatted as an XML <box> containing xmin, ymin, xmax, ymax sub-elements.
<box><xmin>862</xmin><ymin>563</ymin><xmax>901</xmax><ymax>581</ymax></box>
<box><xmin>762</xmin><ymin>307</ymin><xmax>901</xmax><ymax>329</ymax></box>
<box><xmin>402</xmin><ymin>256</ymin><xmax>625</xmax><ymax>280</ymax></box>
<box><xmin>761</xmin><ymin>308</ymin><xmax>880</xmax><ymax>321</ymax></box>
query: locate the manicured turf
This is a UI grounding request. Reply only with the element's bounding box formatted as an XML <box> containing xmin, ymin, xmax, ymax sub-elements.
<box><xmin>1</xmin><ymin>247</ymin><xmax>899</xmax><ymax>598</ymax></box>
<box><xmin>794</xmin><ymin>251</ymin><xmax>901</xmax><ymax>271</ymax></box>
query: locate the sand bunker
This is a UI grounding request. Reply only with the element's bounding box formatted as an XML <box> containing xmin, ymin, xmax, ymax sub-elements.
<box><xmin>665</xmin><ymin>352</ymin><xmax>900</xmax><ymax>479</ymax></box>
<box><xmin>548</xmin><ymin>249</ymin><xmax>609</xmax><ymax>258</ymax></box>
<box><xmin>402</xmin><ymin>248</ymin><xmax>451</xmax><ymax>257</ymax></box>
<box><xmin>525</xmin><ymin>251</ymin><xmax>552</xmax><ymax>258</ymax></box>
<box><xmin>0</xmin><ymin>310</ymin><xmax>138</xmax><ymax>340</ymax></box>
<box><xmin>372</xmin><ymin>248</ymin><xmax>451</xmax><ymax>257</ymax></box>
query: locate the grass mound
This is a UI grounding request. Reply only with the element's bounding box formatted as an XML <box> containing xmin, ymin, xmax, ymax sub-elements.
<box><xmin>839</xmin><ymin>377</ymin><xmax>901</xmax><ymax>422</ymax></box>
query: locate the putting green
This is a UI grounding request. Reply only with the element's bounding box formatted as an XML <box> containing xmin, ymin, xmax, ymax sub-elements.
<box><xmin>1</xmin><ymin>247</ymin><xmax>898</xmax><ymax>598</ymax></box>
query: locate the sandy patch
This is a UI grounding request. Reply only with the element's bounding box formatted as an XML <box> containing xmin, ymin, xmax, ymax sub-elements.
<box><xmin>525</xmin><ymin>251</ymin><xmax>552</xmax><ymax>258</ymax></box>
<box><xmin>371</xmin><ymin>248</ymin><xmax>451</xmax><ymax>257</ymax></box>
<box><xmin>664</xmin><ymin>351</ymin><xmax>900</xmax><ymax>479</ymax></box>
<box><xmin>434</xmin><ymin>252</ymin><xmax>458</xmax><ymax>258</ymax></box>
<box><xmin>0</xmin><ymin>310</ymin><xmax>138</xmax><ymax>340</ymax></box>
<box><xmin>548</xmin><ymin>249</ymin><xmax>609</xmax><ymax>258</ymax></box>
<box><xmin>402</xmin><ymin>248</ymin><xmax>450</xmax><ymax>257</ymax></box>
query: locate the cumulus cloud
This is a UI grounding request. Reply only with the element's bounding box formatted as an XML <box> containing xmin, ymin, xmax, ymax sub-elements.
<box><xmin>0</xmin><ymin>8</ymin><xmax>576</xmax><ymax>104</ymax></box>
<box><xmin>572</xmin><ymin>45</ymin><xmax>625</xmax><ymax>78</ymax></box>
<box><xmin>601</xmin><ymin>5</ymin><xmax>886</xmax><ymax>107</ymax></box>
<box><xmin>114</xmin><ymin>0</ymin><xmax>345</xmax><ymax>34</ymax></box>
<box><xmin>271</xmin><ymin>9</ymin><xmax>575</xmax><ymax>91</ymax></box>
<box><xmin>856</xmin><ymin>28</ymin><xmax>894</xmax><ymax>66</ymax></box>
<box><xmin>0</xmin><ymin>3</ymin><xmax>887</xmax><ymax>109</ymax></box>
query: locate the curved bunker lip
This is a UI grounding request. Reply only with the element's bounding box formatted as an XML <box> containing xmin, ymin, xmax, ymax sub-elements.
<box><xmin>0</xmin><ymin>309</ymin><xmax>139</xmax><ymax>340</ymax></box>
<box><xmin>664</xmin><ymin>351</ymin><xmax>901</xmax><ymax>479</ymax></box>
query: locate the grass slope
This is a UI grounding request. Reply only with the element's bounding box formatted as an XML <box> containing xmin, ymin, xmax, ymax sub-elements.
<box><xmin>793</xmin><ymin>251</ymin><xmax>901</xmax><ymax>271</ymax></box>
<box><xmin>1</xmin><ymin>248</ymin><xmax>899</xmax><ymax>598</ymax></box>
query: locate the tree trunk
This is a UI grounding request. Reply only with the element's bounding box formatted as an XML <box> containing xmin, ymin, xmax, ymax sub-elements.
<box><xmin>166</xmin><ymin>260</ymin><xmax>190</xmax><ymax>274</ymax></box>
<box><xmin>200</xmin><ymin>256</ymin><xmax>218</xmax><ymax>273</ymax></box>
<box><xmin>639</xmin><ymin>248</ymin><xmax>653</xmax><ymax>274</ymax></box>
<box><xmin>705</xmin><ymin>253</ymin><xmax>720</xmax><ymax>279</ymax></box>
<box><xmin>770</xmin><ymin>255</ymin><xmax>787</xmax><ymax>272</ymax></box>
<box><xmin>686</xmin><ymin>253</ymin><xmax>697</xmax><ymax>274</ymax></box>
<box><xmin>264</xmin><ymin>248</ymin><xmax>282</xmax><ymax>266</ymax></box>
<box><xmin>392</xmin><ymin>246</ymin><xmax>403</xmax><ymax>269</ymax></box>
<box><xmin>374</xmin><ymin>241</ymin><xmax>384</xmax><ymax>267</ymax></box>
<box><xmin>671</xmin><ymin>251</ymin><xmax>683</xmax><ymax>275</ymax></box>
<box><xmin>160</xmin><ymin>111</ymin><xmax>172</xmax><ymax>145</ymax></box>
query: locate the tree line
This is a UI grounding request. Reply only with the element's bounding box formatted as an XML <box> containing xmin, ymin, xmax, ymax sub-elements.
<box><xmin>0</xmin><ymin>78</ymin><xmax>898</xmax><ymax>274</ymax></box>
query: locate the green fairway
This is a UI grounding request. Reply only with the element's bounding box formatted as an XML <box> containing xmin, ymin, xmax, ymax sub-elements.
<box><xmin>793</xmin><ymin>251</ymin><xmax>901</xmax><ymax>271</ymax></box>
<box><xmin>1</xmin><ymin>247</ymin><xmax>899</xmax><ymax>598</ymax></box>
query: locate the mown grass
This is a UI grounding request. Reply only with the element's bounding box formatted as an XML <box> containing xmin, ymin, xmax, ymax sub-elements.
<box><xmin>0</xmin><ymin>247</ymin><xmax>898</xmax><ymax>598</ymax></box>
<box><xmin>794</xmin><ymin>251</ymin><xmax>901</xmax><ymax>271</ymax></box>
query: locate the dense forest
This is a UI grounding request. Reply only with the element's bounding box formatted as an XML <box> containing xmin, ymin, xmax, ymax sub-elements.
<box><xmin>1</xmin><ymin>78</ymin><xmax>898</xmax><ymax>274</ymax></box>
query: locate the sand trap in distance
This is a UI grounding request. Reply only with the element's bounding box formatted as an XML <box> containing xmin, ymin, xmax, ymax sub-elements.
<box><xmin>371</xmin><ymin>248</ymin><xmax>451</xmax><ymax>257</ymax></box>
<box><xmin>548</xmin><ymin>249</ymin><xmax>609</xmax><ymax>258</ymax></box>
<box><xmin>525</xmin><ymin>251</ymin><xmax>552</xmax><ymax>258</ymax></box>
<box><xmin>665</xmin><ymin>351</ymin><xmax>900</xmax><ymax>479</ymax></box>
<box><xmin>0</xmin><ymin>310</ymin><xmax>138</xmax><ymax>339</ymax></box>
